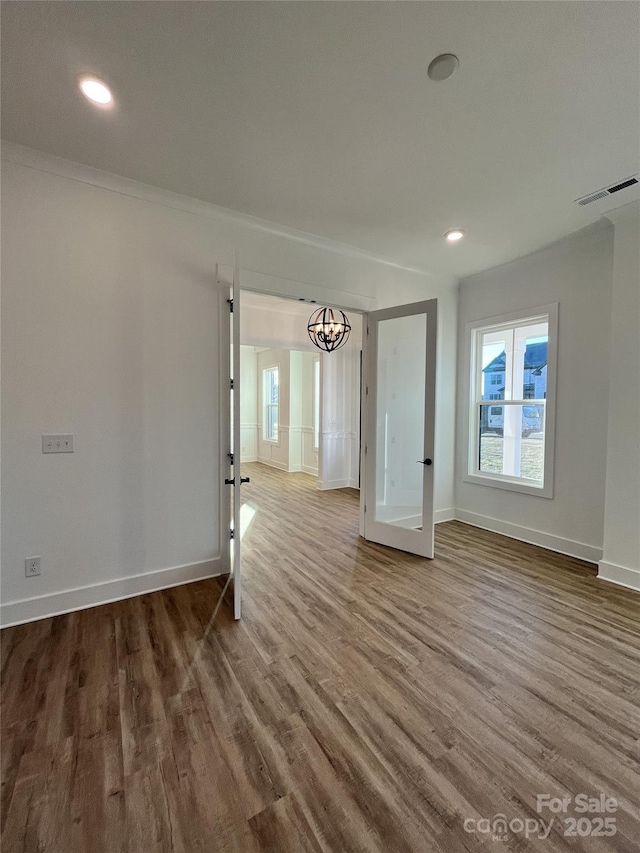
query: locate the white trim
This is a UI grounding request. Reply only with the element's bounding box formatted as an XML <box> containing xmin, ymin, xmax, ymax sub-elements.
<box><xmin>463</xmin><ymin>303</ymin><xmax>558</xmax><ymax>499</ymax></box>
<box><xmin>1</xmin><ymin>141</ymin><xmax>426</xmax><ymax>276</ymax></box>
<box><xmin>598</xmin><ymin>561</ymin><xmax>640</xmax><ymax>593</ymax></box>
<box><xmin>217</xmin><ymin>279</ymin><xmax>233</xmax><ymax>585</ymax></box>
<box><xmin>257</xmin><ymin>456</ymin><xmax>289</xmax><ymax>471</ymax></box>
<box><xmin>240</xmin><ymin>423</ymin><xmax>259</xmax><ymax>462</ymax></box>
<box><xmin>453</xmin><ymin>510</ymin><xmax>601</xmax><ymax>563</ymax></box>
<box><xmin>435</xmin><ymin>508</ymin><xmax>456</xmax><ymax>524</ymax></box>
<box><xmin>0</xmin><ymin>558</ymin><xmax>224</xmax><ymax>628</ymax></box>
<box><xmin>362</xmin><ymin>299</ymin><xmax>438</xmax><ymax>559</ymax></box>
<box><xmin>318</xmin><ymin>478</ymin><xmax>350</xmax><ymax>490</ymax></box>
<box><xmin>322</xmin><ymin>430</ymin><xmax>358</xmax><ymax>441</ymax></box>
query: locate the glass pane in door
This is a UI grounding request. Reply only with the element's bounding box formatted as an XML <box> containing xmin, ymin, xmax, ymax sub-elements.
<box><xmin>374</xmin><ymin>312</ymin><xmax>426</xmax><ymax>529</ymax></box>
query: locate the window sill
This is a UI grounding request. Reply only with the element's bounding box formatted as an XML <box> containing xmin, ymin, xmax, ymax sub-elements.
<box><xmin>463</xmin><ymin>471</ymin><xmax>553</xmax><ymax>499</ymax></box>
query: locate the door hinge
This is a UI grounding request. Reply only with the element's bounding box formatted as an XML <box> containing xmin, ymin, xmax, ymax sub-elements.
<box><xmin>365</xmin><ymin>444</ymin><xmax>367</xmax><ymax>454</ymax></box>
<box><xmin>230</xmin><ymin>528</ymin><xmax>235</xmax><ymax>540</ymax></box>
<box><xmin>228</xmin><ymin>299</ymin><xmax>233</xmax><ymax>313</ymax></box>
<box><xmin>228</xmin><ymin>452</ymin><xmax>234</xmax><ymax>464</ymax></box>
<box><xmin>230</xmin><ymin>378</ymin><xmax>234</xmax><ymax>390</ymax></box>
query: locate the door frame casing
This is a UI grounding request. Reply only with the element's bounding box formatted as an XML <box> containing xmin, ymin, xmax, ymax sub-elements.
<box><xmin>216</xmin><ymin>270</ymin><xmax>232</xmax><ymax>577</ymax></box>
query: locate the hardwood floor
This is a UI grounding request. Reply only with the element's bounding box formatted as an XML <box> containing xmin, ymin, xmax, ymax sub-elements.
<box><xmin>2</xmin><ymin>461</ymin><xmax>639</xmax><ymax>852</ymax></box>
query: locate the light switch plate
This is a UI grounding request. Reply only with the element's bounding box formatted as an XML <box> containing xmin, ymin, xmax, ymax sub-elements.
<box><xmin>42</xmin><ymin>434</ymin><xmax>74</xmax><ymax>453</ymax></box>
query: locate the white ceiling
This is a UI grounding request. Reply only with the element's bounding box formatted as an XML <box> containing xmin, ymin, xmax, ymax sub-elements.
<box><xmin>242</xmin><ymin>291</ymin><xmax>321</xmax><ymax>318</ymax></box>
<box><xmin>2</xmin><ymin>2</ymin><xmax>638</xmax><ymax>278</ymax></box>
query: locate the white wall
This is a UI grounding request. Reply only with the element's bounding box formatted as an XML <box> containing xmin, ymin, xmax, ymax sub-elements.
<box><xmin>254</xmin><ymin>348</ymin><xmax>320</xmax><ymax>476</ymax></box>
<box><xmin>455</xmin><ymin>223</ymin><xmax>614</xmax><ymax>562</ymax></box>
<box><xmin>241</xmin><ymin>299</ymin><xmax>320</xmax><ymax>353</ymax></box>
<box><xmin>242</xmin><ymin>297</ymin><xmax>361</xmax><ymax>485</ymax></box>
<box><xmin>1</xmin><ymin>146</ymin><xmax>457</xmax><ymax>625</ymax></box>
<box><xmin>256</xmin><ymin>348</ymin><xmax>291</xmax><ymax>471</ymax></box>
<box><xmin>1</xmin><ymin>159</ymin><xmax>227</xmax><ymax>625</ymax></box>
<box><xmin>295</xmin><ymin>351</ymin><xmax>319</xmax><ymax>476</ymax></box>
<box><xmin>319</xmin><ymin>317</ymin><xmax>362</xmax><ymax>490</ymax></box>
<box><xmin>599</xmin><ymin>204</ymin><xmax>640</xmax><ymax>590</ymax></box>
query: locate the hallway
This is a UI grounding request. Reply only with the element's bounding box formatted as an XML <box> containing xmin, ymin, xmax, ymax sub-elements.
<box><xmin>2</xmin><ymin>462</ymin><xmax>639</xmax><ymax>851</ymax></box>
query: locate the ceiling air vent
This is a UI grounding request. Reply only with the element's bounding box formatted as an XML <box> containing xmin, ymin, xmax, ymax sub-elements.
<box><xmin>607</xmin><ymin>177</ymin><xmax>638</xmax><ymax>194</ymax></box>
<box><xmin>576</xmin><ymin>175</ymin><xmax>638</xmax><ymax>206</ymax></box>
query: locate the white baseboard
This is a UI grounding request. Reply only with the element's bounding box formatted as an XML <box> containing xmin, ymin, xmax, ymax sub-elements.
<box><xmin>453</xmin><ymin>509</ymin><xmax>602</xmax><ymax>564</ymax></box>
<box><xmin>258</xmin><ymin>456</ymin><xmax>289</xmax><ymax>472</ymax></box>
<box><xmin>0</xmin><ymin>558</ymin><xmax>224</xmax><ymax>628</ymax></box>
<box><xmin>318</xmin><ymin>478</ymin><xmax>350</xmax><ymax>490</ymax></box>
<box><xmin>257</xmin><ymin>457</ymin><xmax>317</xmax><ymax>476</ymax></box>
<box><xmin>598</xmin><ymin>560</ymin><xmax>640</xmax><ymax>592</ymax></box>
<box><xmin>435</xmin><ymin>508</ymin><xmax>455</xmax><ymax>524</ymax></box>
<box><xmin>242</xmin><ymin>455</ymin><xmax>258</xmax><ymax>463</ymax></box>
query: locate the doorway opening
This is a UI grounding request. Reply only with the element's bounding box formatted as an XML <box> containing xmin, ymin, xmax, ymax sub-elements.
<box><xmin>239</xmin><ymin>291</ymin><xmax>364</xmax><ymax>493</ymax></box>
<box><xmin>227</xmin><ymin>286</ymin><xmax>438</xmax><ymax>621</ymax></box>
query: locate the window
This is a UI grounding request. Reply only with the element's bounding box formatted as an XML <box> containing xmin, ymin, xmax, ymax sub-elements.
<box><xmin>263</xmin><ymin>366</ymin><xmax>279</xmax><ymax>442</ymax></box>
<box><xmin>465</xmin><ymin>304</ymin><xmax>557</xmax><ymax>497</ymax></box>
<box><xmin>313</xmin><ymin>357</ymin><xmax>320</xmax><ymax>451</ymax></box>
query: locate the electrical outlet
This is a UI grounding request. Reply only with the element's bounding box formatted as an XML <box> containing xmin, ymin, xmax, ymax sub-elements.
<box><xmin>42</xmin><ymin>434</ymin><xmax>74</xmax><ymax>454</ymax></box>
<box><xmin>25</xmin><ymin>557</ymin><xmax>41</xmax><ymax>577</ymax></box>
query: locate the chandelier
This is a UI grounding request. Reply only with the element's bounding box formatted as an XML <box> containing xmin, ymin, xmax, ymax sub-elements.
<box><xmin>307</xmin><ymin>307</ymin><xmax>351</xmax><ymax>353</ymax></box>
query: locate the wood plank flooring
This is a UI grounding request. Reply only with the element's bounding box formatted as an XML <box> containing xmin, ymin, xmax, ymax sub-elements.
<box><xmin>2</xmin><ymin>461</ymin><xmax>639</xmax><ymax>852</ymax></box>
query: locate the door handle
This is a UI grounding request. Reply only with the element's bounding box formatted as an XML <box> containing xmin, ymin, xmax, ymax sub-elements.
<box><xmin>224</xmin><ymin>476</ymin><xmax>251</xmax><ymax>486</ymax></box>
<box><xmin>417</xmin><ymin>458</ymin><xmax>433</xmax><ymax>466</ymax></box>
<box><xmin>240</xmin><ymin>477</ymin><xmax>251</xmax><ymax>484</ymax></box>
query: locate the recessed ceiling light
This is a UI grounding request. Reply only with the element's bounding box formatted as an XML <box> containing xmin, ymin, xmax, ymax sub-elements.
<box><xmin>78</xmin><ymin>76</ymin><xmax>113</xmax><ymax>106</ymax></box>
<box><xmin>445</xmin><ymin>229</ymin><xmax>465</xmax><ymax>242</ymax></box>
<box><xmin>428</xmin><ymin>54</ymin><xmax>459</xmax><ymax>82</ymax></box>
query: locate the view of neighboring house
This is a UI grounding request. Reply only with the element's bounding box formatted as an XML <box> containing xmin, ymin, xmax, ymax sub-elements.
<box><xmin>482</xmin><ymin>341</ymin><xmax>548</xmax><ymax>401</ymax></box>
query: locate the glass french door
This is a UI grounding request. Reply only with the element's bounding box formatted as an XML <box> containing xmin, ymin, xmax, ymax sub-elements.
<box><xmin>362</xmin><ymin>299</ymin><xmax>438</xmax><ymax>558</ymax></box>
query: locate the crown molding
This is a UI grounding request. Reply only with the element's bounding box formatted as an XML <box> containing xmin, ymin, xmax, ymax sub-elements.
<box><xmin>1</xmin><ymin>140</ymin><xmax>430</xmax><ymax>276</ymax></box>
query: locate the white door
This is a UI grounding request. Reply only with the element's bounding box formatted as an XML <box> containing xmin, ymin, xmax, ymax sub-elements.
<box><xmin>362</xmin><ymin>299</ymin><xmax>438</xmax><ymax>558</ymax></box>
<box><xmin>217</xmin><ymin>259</ymin><xmax>245</xmax><ymax>620</ymax></box>
<box><xmin>230</xmin><ymin>256</ymin><xmax>245</xmax><ymax>619</ymax></box>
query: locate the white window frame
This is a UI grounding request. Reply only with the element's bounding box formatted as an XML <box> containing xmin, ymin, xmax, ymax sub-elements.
<box><xmin>313</xmin><ymin>356</ymin><xmax>321</xmax><ymax>451</ymax></box>
<box><xmin>262</xmin><ymin>365</ymin><xmax>280</xmax><ymax>444</ymax></box>
<box><xmin>463</xmin><ymin>303</ymin><xmax>558</xmax><ymax>498</ymax></box>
